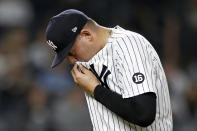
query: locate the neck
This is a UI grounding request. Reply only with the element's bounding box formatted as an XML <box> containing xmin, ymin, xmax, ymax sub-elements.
<box><xmin>97</xmin><ymin>26</ymin><xmax>111</xmax><ymax>49</ymax></box>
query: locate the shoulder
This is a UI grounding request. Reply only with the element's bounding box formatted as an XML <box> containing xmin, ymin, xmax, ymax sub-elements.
<box><xmin>111</xmin><ymin>26</ymin><xmax>148</xmax><ymax>49</ymax></box>
<box><xmin>111</xmin><ymin>25</ymin><xmax>152</xmax><ymax>55</ymax></box>
<box><xmin>112</xmin><ymin>26</ymin><xmax>147</xmax><ymax>44</ymax></box>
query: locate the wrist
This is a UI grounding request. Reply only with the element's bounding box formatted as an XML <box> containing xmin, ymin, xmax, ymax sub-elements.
<box><xmin>92</xmin><ymin>84</ymin><xmax>101</xmax><ymax>97</ymax></box>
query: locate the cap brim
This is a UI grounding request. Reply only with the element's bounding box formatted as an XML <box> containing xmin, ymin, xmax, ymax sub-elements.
<box><xmin>51</xmin><ymin>41</ymin><xmax>74</xmax><ymax>68</ymax></box>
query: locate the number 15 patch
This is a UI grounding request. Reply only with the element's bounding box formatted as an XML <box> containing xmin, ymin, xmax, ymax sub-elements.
<box><xmin>132</xmin><ymin>73</ymin><xmax>145</xmax><ymax>84</ymax></box>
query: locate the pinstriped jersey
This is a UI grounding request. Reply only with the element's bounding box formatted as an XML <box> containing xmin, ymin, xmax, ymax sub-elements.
<box><xmin>77</xmin><ymin>26</ymin><xmax>173</xmax><ymax>131</ymax></box>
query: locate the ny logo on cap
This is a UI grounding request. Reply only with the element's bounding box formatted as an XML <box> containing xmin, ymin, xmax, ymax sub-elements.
<box><xmin>47</xmin><ymin>40</ymin><xmax>57</xmax><ymax>51</ymax></box>
<box><xmin>72</xmin><ymin>27</ymin><xmax>77</xmax><ymax>32</ymax></box>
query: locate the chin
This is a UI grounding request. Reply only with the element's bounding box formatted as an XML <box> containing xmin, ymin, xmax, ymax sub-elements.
<box><xmin>69</xmin><ymin>60</ymin><xmax>77</xmax><ymax>65</ymax></box>
<box><xmin>79</xmin><ymin>59</ymin><xmax>89</xmax><ymax>62</ymax></box>
<box><xmin>75</xmin><ymin>57</ymin><xmax>90</xmax><ymax>62</ymax></box>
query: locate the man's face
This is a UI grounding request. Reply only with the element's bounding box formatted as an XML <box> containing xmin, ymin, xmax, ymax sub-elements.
<box><xmin>66</xmin><ymin>32</ymin><xmax>96</xmax><ymax>64</ymax></box>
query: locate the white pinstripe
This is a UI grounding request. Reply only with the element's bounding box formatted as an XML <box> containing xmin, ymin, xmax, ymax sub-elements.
<box><xmin>77</xmin><ymin>26</ymin><xmax>173</xmax><ymax>131</ymax></box>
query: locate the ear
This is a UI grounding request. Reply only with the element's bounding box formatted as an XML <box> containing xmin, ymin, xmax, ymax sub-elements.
<box><xmin>79</xmin><ymin>28</ymin><xmax>93</xmax><ymax>41</ymax></box>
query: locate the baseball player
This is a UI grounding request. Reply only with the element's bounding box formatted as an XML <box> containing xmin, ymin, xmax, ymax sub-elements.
<box><xmin>46</xmin><ymin>9</ymin><xmax>173</xmax><ymax>131</ymax></box>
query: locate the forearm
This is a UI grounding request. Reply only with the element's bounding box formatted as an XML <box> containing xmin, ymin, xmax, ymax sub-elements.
<box><xmin>94</xmin><ymin>85</ymin><xmax>156</xmax><ymax>127</ymax></box>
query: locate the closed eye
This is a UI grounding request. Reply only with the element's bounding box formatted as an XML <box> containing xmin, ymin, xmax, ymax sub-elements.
<box><xmin>68</xmin><ymin>52</ymin><xmax>74</xmax><ymax>56</ymax></box>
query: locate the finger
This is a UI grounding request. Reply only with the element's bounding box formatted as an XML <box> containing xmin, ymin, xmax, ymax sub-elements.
<box><xmin>79</xmin><ymin>65</ymin><xmax>89</xmax><ymax>74</ymax></box>
<box><xmin>71</xmin><ymin>68</ymin><xmax>77</xmax><ymax>82</ymax></box>
<box><xmin>72</xmin><ymin>64</ymin><xmax>83</xmax><ymax>80</ymax></box>
<box><xmin>75</xmin><ymin>64</ymin><xmax>85</xmax><ymax>75</ymax></box>
<box><xmin>71</xmin><ymin>69</ymin><xmax>80</xmax><ymax>86</ymax></box>
<box><xmin>71</xmin><ymin>64</ymin><xmax>76</xmax><ymax>75</ymax></box>
<box><xmin>72</xmin><ymin>64</ymin><xmax>79</xmax><ymax>74</ymax></box>
<box><xmin>71</xmin><ymin>64</ymin><xmax>80</xmax><ymax>80</ymax></box>
<box><xmin>77</xmin><ymin>64</ymin><xmax>82</xmax><ymax>73</ymax></box>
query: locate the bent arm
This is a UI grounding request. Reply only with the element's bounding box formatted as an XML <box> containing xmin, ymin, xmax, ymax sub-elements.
<box><xmin>94</xmin><ymin>85</ymin><xmax>157</xmax><ymax>127</ymax></box>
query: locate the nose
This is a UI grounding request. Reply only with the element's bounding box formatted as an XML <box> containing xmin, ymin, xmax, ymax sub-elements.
<box><xmin>66</xmin><ymin>56</ymin><xmax>77</xmax><ymax>64</ymax></box>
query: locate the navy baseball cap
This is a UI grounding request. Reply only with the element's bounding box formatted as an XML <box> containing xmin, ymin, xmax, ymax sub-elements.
<box><xmin>46</xmin><ymin>9</ymin><xmax>88</xmax><ymax>68</ymax></box>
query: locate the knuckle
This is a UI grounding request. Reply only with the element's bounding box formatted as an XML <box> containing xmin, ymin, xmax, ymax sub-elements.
<box><xmin>73</xmin><ymin>78</ymin><xmax>78</xmax><ymax>83</ymax></box>
<box><xmin>75</xmin><ymin>76</ymin><xmax>80</xmax><ymax>81</ymax></box>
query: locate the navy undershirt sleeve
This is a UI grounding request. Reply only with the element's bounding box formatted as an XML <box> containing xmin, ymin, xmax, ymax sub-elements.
<box><xmin>94</xmin><ymin>85</ymin><xmax>156</xmax><ymax>127</ymax></box>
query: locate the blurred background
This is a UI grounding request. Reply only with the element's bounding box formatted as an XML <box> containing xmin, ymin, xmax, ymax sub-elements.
<box><xmin>0</xmin><ymin>0</ymin><xmax>197</xmax><ymax>131</ymax></box>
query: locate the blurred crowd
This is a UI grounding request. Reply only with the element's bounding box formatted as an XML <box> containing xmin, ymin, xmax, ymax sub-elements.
<box><xmin>0</xmin><ymin>0</ymin><xmax>196</xmax><ymax>131</ymax></box>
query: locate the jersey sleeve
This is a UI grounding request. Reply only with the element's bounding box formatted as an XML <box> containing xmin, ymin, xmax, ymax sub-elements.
<box><xmin>115</xmin><ymin>33</ymin><xmax>156</xmax><ymax>98</ymax></box>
